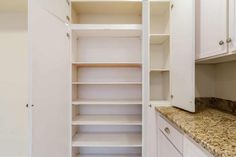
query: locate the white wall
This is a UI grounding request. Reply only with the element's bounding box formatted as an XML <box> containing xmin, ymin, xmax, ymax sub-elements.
<box><xmin>215</xmin><ymin>61</ymin><xmax>236</xmax><ymax>101</ymax></box>
<box><xmin>0</xmin><ymin>12</ymin><xmax>28</xmax><ymax>157</ymax></box>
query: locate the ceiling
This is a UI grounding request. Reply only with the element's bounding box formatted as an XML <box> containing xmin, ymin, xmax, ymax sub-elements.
<box><xmin>0</xmin><ymin>0</ymin><xmax>27</xmax><ymax>12</ymax></box>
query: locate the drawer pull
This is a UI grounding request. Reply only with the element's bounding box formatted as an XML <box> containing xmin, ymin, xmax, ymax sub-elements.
<box><xmin>164</xmin><ymin>127</ymin><xmax>170</xmax><ymax>134</ymax></box>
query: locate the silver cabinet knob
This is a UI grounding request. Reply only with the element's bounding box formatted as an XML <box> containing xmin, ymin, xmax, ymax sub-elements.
<box><xmin>149</xmin><ymin>104</ymin><xmax>152</xmax><ymax>108</ymax></box>
<box><xmin>219</xmin><ymin>40</ymin><xmax>224</xmax><ymax>45</ymax></box>
<box><xmin>226</xmin><ymin>38</ymin><xmax>232</xmax><ymax>43</ymax></box>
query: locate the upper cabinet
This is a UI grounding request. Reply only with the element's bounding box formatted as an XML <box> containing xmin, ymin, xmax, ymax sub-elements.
<box><xmin>229</xmin><ymin>0</ymin><xmax>236</xmax><ymax>53</ymax></box>
<box><xmin>196</xmin><ymin>0</ymin><xmax>227</xmax><ymax>60</ymax></box>
<box><xmin>196</xmin><ymin>0</ymin><xmax>236</xmax><ymax>63</ymax></box>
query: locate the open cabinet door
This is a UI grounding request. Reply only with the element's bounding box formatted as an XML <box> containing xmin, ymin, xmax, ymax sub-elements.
<box><xmin>170</xmin><ymin>0</ymin><xmax>195</xmax><ymax>112</ymax></box>
<box><xmin>29</xmin><ymin>0</ymin><xmax>70</xmax><ymax>156</ymax></box>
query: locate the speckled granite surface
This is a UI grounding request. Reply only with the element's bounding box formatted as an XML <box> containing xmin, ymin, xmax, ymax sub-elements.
<box><xmin>156</xmin><ymin>107</ymin><xmax>236</xmax><ymax>157</ymax></box>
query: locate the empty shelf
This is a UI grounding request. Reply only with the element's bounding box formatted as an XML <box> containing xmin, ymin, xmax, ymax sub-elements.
<box><xmin>72</xmin><ymin>99</ymin><xmax>142</xmax><ymax>105</ymax></box>
<box><xmin>72</xmin><ymin>115</ymin><xmax>142</xmax><ymax>125</ymax></box>
<box><xmin>150</xmin><ymin>69</ymin><xmax>169</xmax><ymax>72</ymax></box>
<box><xmin>72</xmin><ymin>133</ymin><xmax>142</xmax><ymax>147</ymax></box>
<box><xmin>72</xmin><ymin>82</ymin><xmax>142</xmax><ymax>85</ymax></box>
<box><xmin>77</xmin><ymin>155</ymin><xmax>141</xmax><ymax>157</ymax></box>
<box><xmin>72</xmin><ymin>62</ymin><xmax>142</xmax><ymax>67</ymax></box>
<box><xmin>150</xmin><ymin>34</ymin><xmax>169</xmax><ymax>44</ymax></box>
<box><xmin>71</xmin><ymin>24</ymin><xmax>142</xmax><ymax>37</ymax></box>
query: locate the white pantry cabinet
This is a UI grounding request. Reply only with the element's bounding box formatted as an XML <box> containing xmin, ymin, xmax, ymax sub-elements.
<box><xmin>29</xmin><ymin>0</ymin><xmax>195</xmax><ymax>157</ymax></box>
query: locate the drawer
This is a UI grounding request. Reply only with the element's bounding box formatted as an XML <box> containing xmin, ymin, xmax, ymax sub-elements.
<box><xmin>158</xmin><ymin>115</ymin><xmax>183</xmax><ymax>153</ymax></box>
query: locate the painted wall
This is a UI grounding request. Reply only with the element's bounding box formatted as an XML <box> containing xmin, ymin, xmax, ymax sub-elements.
<box><xmin>215</xmin><ymin>61</ymin><xmax>236</xmax><ymax>101</ymax></box>
<box><xmin>0</xmin><ymin>12</ymin><xmax>28</xmax><ymax>157</ymax></box>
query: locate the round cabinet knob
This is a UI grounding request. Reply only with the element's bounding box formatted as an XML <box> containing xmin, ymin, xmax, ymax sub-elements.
<box><xmin>149</xmin><ymin>104</ymin><xmax>152</xmax><ymax>108</ymax></box>
<box><xmin>219</xmin><ymin>40</ymin><xmax>225</xmax><ymax>45</ymax></box>
<box><xmin>227</xmin><ymin>38</ymin><xmax>232</xmax><ymax>43</ymax></box>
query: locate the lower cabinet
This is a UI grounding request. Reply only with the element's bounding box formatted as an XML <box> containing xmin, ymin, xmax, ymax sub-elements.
<box><xmin>156</xmin><ymin>113</ymin><xmax>213</xmax><ymax>157</ymax></box>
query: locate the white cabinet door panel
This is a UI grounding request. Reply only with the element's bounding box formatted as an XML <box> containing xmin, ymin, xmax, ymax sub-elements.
<box><xmin>170</xmin><ymin>0</ymin><xmax>195</xmax><ymax>112</ymax></box>
<box><xmin>229</xmin><ymin>0</ymin><xmax>236</xmax><ymax>53</ymax></box>
<box><xmin>197</xmin><ymin>0</ymin><xmax>227</xmax><ymax>59</ymax></box>
<box><xmin>158</xmin><ymin>131</ymin><xmax>182</xmax><ymax>157</ymax></box>
<box><xmin>29</xmin><ymin>1</ymin><xmax>70</xmax><ymax>157</ymax></box>
<box><xmin>32</xmin><ymin>0</ymin><xmax>69</xmax><ymax>22</ymax></box>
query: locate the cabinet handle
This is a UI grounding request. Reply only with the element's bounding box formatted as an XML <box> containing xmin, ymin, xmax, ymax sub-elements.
<box><xmin>149</xmin><ymin>104</ymin><xmax>152</xmax><ymax>108</ymax></box>
<box><xmin>226</xmin><ymin>38</ymin><xmax>232</xmax><ymax>43</ymax></box>
<box><xmin>164</xmin><ymin>127</ymin><xmax>170</xmax><ymax>134</ymax></box>
<box><xmin>219</xmin><ymin>40</ymin><xmax>225</xmax><ymax>45</ymax></box>
<box><xmin>66</xmin><ymin>16</ymin><xmax>70</xmax><ymax>22</ymax></box>
<box><xmin>66</xmin><ymin>0</ymin><xmax>70</xmax><ymax>5</ymax></box>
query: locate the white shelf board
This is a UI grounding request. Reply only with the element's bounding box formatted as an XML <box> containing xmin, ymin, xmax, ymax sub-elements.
<box><xmin>72</xmin><ymin>99</ymin><xmax>142</xmax><ymax>105</ymax></box>
<box><xmin>72</xmin><ymin>82</ymin><xmax>142</xmax><ymax>85</ymax></box>
<box><xmin>72</xmin><ymin>0</ymin><xmax>142</xmax><ymax>2</ymax></box>
<box><xmin>72</xmin><ymin>133</ymin><xmax>142</xmax><ymax>147</ymax></box>
<box><xmin>71</xmin><ymin>24</ymin><xmax>142</xmax><ymax>37</ymax></box>
<box><xmin>72</xmin><ymin>115</ymin><xmax>142</xmax><ymax>125</ymax></box>
<box><xmin>150</xmin><ymin>34</ymin><xmax>169</xmax><ymax>44</ymax></box>
<box><xmin>150</xmin><ymin>69</ymin><xmax>169</xmax><ymax>72</ymax></box>
<box><xmin>72</xmin><ymin>62</ymin><xmax>142</xmax><ymax>67</ymax></box>
<box><xmin>77</xmin><ymin>155</ymin><xmax>141</xmax><ymax>157</ymax></box>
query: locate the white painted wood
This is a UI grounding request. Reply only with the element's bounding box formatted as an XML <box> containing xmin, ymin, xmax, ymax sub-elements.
<box><xmin>72</xmin><ymin>82</ymin><xmax>142</xmax><ymax>85</ymax></box>
<box><xmin>72</xmin><ymin>62</ymin><xmax>142</xmax><ymax>67</ymax></box>
<box><xmin>29</xmin><ymin>1</ymin><xmax>69</xmax><ymax>157</ymax></box>
<box><xmin>72</xmin><ymin>115</ymin><xmax>142</xmax><ymax>125</ymax></box>
<box><xmin>72</xmin><ymin>133</ymin><xmax>142</xmax><ymax>147</ymax></box>
<box><xmin>183</xmin><ymin>136</ymin><xmax>212</xmax><ymax>157</ymax></box>
<box><xmin>77</xmin><ymin>155</ymin><xmax>141</xmax><ymax>157</ymax></box>
<box><xmin>150</xmin><ymin>71</ymin><xmax>170</xmax><ymax>101</ymax></box>
<box><xmin>73</xmin><ymin>67</ymin><xmax>142</xmax><ymax>83</ymax></box>
<box><xmin>150</xmin><ymin>1</ymin><xmax>170</xmax><ymax>34</ymax></box>
<box><xmin>229</xmin><ymin>0</ymin><xmax>236</xmax><ymax>53</ymax></box>
<box><xmin>71</xmin><ymin>1</ymin><xmax>142</xmax><ymax>24</ymax></box>
<box><xmin>33</xmin><ymin>0</ymin><xmax>69</xmax><ymax>22</ymax></box>
<box><xmin>158</xmin><ymin>131</ymin><xmax>182</xmax><ymax>157</ymax></box>
<box><xmin>71</xmin><ymin>24</ymin><xmax>142</xmax><ymax>37</ymax></box>
<box><xmin>196</xmin><ymin>0</ymin><xmax>227</xmax><ymax>59</ymax></box>
<box><xmin>72</xmin><ymin>99</ymin><xmax>142</xmax><ymax>105</ymax></box>
<box><xmin>170</xmin><ymin>0</ymin><xmax>195</xmax><ymax>112</ymax></box>
<box><xmin>158</xmin><ymin>116</ymin><xmax>183</xmax><ymax>153</ymax></box>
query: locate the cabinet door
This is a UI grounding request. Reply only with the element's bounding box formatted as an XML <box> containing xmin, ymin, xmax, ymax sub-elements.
<box><xmin>33</xmin><ymin>0</ymin><xmax>69</xmax><ymax>22</ymax></box>
<box><xmin>170</xmin><ymin>0</ymin><xmax>195</xmax><ymax>112</ymax></box>
<box><xmin>158</xmin><ymin>131</ymin><xmax>182</xmax><ymax>157</ymax></box>
<box><xmin>196</xmin><ymin>0</ymin><xmax>227</xmax><ymax>59</ymax></box>
<box><xmin>229</xmin><ymin>0</ymin><xmax>236</xmax><ymax>53</ymax></box>
<box><xmin>29</xmin><ymin>1</ymin><xmax>70</xmax><ymax>157</ymax></box>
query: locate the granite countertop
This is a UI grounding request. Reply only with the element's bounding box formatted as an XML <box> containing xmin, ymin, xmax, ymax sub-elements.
<box><xmin>156</xmin><ymin>106</ymin><xmax>236</xmax><ymax>157</ymax></box>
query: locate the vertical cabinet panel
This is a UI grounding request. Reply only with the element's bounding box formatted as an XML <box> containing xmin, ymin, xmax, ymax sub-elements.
<box><xmin>229</xmin><ymin>0</ymin><xmax>236</xmax><ymax>53</ymax></box>
<box><xmin>196</xmin><ymin>0</ymin><xmax>227</xmax><ymax>59</ymax></box>
<box><xmin>170</xmin><ymin>0</ymin><xmax>195</xmax><ymax>112</ymax></box>
<box><xmin>32</xmin><ymin>0</ymin><xmax>69</xmax><ymax>22</ymax></box>
<box><xmin>29</xmin><ymin>1</ymin><xmax>69</xmax><ymax>157</ymax></box>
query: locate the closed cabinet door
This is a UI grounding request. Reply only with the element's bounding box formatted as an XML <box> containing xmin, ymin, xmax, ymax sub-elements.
<box><xmin>158</xmin><ymin>131</ymin><xmax>182</xmax><ymax>157</ymax></box>
<box><xmin>29</xmin><ymin>0</ymin><xmax>70</xmax><ymax>157</ymax></box>
<box><xmin>229</xmin><ymin>0</ymin><xmax>236</xmax><ymax>53</ymax></box>
<box><xmin>170</xmin><ymin>0</ymin><xmax>195</xmax><ymax>112</ymax></box>
<box><xmin>196</xmin><ymin>0</ymin><xmax>227</xmax><ymax>59</ymax></box>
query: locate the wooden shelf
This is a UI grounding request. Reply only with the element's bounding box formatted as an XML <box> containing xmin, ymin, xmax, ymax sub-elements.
<box><xmin>72</xmin><ymin>82</ymin><xmax>142</xmax><ymax>85</ymax></box>
<box><xmin>72</xmin><ymin>99</ymin><xmax>142</xmax><ymax>105</ymax></box>
<box><xmin>72</xmin><ymin>62</ymin><xmax>142</xmax><ymax>67</ymax></box>
<box><xmin>150</xmin><ymin>34</ymin><xmax>169</xmax><ymax>44</ymax></box>
<box><xmin>150</xmin><ymin>69</ymin><xmax>169</xmax><ymax>72</ymax></box>
<box><xmin>72</xmin><ymin>133</ymin><xmax>142</xmax><ymax>147</ymax></box>
<box><xmin>72</xmin><ymin>115</ymin><xmax>142</xmax><ymax>125</ymax></box>
<box><xmin>71</xmin><ymin>24</ymin><xmax>142</xmax><ymax>37</ymax></box>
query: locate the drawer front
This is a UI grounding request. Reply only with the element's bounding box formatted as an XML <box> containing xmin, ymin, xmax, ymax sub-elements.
<box><xmin>159</xmin><ymin>131</ymin><xmax>182</xmax><ymax>157</ymax></box>
<box><xmin>158</xmin><ymin>115</ymin><xmax>183</xmax><ymax>153</ymax></box>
